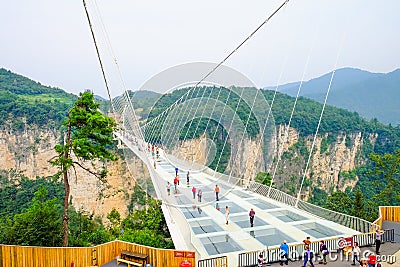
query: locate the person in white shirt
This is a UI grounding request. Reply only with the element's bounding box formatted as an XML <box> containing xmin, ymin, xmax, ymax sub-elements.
<box><xmin>352</xmin><ymin>241</ymin><xmax>361</xmax><ymax>265</ymax></box>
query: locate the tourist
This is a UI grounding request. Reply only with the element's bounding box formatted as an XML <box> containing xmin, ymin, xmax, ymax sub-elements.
<box><xmin>368</xmin><ymin>253</ymin><xmax>377</xmax><ymax>267</ymax></box>
<box><xmin>318</xmin><ymin>240</ymin><xmax>328</xmax><ymax>265</ymax></box>
<box><xmin>215</xmin><ymin>185</ymin><xmax>220</xmax><ymax>201</ymax></box>
<box><xmin>173</xmin><ymin>176</ymin><xmax>178</xmax><ymax>193</ymax></box>
<box><xmin>192</xmin><ymin>186</ymin><xmax>196</xmax><ymax>199</ymax></box>
<box><xmin>360</xmin><ymin>258</ymin><xmax>368</xmax><ymax>267</ymax></box>
<box><xmin>187</xmin><ymin>171</ymin><xmax>190</xmax><ymax>185</ymax></box>
<box><xmin>175</xmin><ymin>167</ymin><xmax>179</xmax><ymax>177</ymax></box>
<box><xmin>352</xmin><ymin>241</ymin><xmax>361</xmax><ymax>265</ymax></box>
<box><xmin>302</xmin><ymin>245</ymin><xmax>314</xmax><ymax>267</ymax></box>
<box><xmin>197</xmin><ymin>189</ymin><xmax>202</xmax><ymax>202</ymax></box>
<box><xmin>249</xmin><ymin>208</ymin><xmax>255</xmax><ymax>227</ymax></box>
<box><xmin>257</xmin><ymin>253</ymin><xmax>265</xmax><ymax>267</ymax></box>
<box><xmin>375</xmin><ymin>229</ymin><xmax>384</xmax><ymax>255</ymax></box>
<box><xmin>303</xmin><ymin>236</ymin><xmax>311</xmax><ymax>248</ymax></box>
<box><xmin>279</xmin><ymin>240</ymin><xmax>289</xmax><ymax>265</ymax></box>
<box><xmin>166</xmin><ymin>182</ymin><xmax>171</xmax><ymax>196</ymax></box>
<box><xmin>225</xmin><ymin>206</ymin><xmax>230</xmax><ymax>225</ymax></box>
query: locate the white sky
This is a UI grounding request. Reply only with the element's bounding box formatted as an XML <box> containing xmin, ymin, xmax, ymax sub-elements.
<box><xmin>1</xmin><ymin>0</ymin><xmax>399</xmax><ymax>98</ymax></box>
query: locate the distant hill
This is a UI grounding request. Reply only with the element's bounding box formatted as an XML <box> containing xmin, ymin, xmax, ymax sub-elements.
<box><xmin>0</xmin><ymin>68</ymin><xmax>77</xmax><ymax>128</ymax></box>
<box><xmin>264</xmin><ymin>68</ymin><xmax>400</xmax><ymax>125</ymax></box>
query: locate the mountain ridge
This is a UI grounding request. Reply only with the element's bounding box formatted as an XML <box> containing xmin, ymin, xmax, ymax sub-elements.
<box><xmin>264</xmin><ymin>67</ymin><xmax>400</xmax><ymax>125</ymax></box>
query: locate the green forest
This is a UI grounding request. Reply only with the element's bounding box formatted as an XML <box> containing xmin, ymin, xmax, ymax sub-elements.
<box><xmin>0</xmin><ymin>68</ymin><xmax>77</xmax><ymax>128</ymax></box>
<box><xmin>0</xmin><ymin>170</ymin><xmax>173</xmax><ymax>248</ymax></box>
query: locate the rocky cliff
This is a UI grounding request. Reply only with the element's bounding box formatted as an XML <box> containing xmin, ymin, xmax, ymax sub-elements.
<box><xmin>0</xmin><ymin>122</ymin><xmax>372</xmax><ymax>212</ymax></box>
<box><xmin>0</xmin><ymin>125</ymin><xmax>149</xmax><ymax>220</ymax></box>
<box><xmin>273</xmin><ymin>125</ymin><xmax>370</xmax><ymax>199</ymax></box>
<box><xmin>171</xmin><ymin>124</ymin><xmax>369</xmax><ymax>199</ymax></box>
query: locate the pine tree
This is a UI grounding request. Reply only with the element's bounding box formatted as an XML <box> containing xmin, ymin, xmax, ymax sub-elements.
<box><xmin>50</xmin><ymin>91</ymin><xmax>117</xmax><ymax>246</ymax></box>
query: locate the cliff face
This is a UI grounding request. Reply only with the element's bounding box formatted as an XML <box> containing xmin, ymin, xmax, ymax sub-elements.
<box><xmin>0</xmin><ymin>126</ymin><xmax>148</xmax><ymax>220</ymax></box>
<box><xmin>0</xmin><ymin>123</ymin><xmax>370</xmax><ymax>212</ymax></box>
<box><xmin>273</xmin><ymin>126</ymin><xmax>369</xmax><ymax>198</ymax></box>
<box><xmin>172</xmin><ymin>133</ymin><xmax>268</xmax><ymax>183</ymax></box>
<box><xmin>171</xmin><ymin>125</ymin><xmax>368</xmax><ymax>199</ymax></box>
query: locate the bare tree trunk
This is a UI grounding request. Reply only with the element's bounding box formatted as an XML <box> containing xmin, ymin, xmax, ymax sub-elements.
<box><xmin>62</xmin><ymin>119</ymin><xmax>72</xmax><ymax>247</ymax></box>
<box><xmin>63</xmin><ymin>170</ymin><xmax>70</xmax><ymax>247</ymax></box>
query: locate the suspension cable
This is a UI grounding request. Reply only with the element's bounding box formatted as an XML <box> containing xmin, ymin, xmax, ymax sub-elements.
<box><xmin>82</xmin><ymin>0</ymin><xmax>115</xmax><ymax>114</ymax></box>
<box><xmin>267</xmin><ymin>28</ymin><xmax>317</xmax><ymax>196</ymax></box>
<box><xmin>295</xmin><ymin>35</ymin><xmax>345</xmax><ymax>207</ymax></box>
<box><xmin>141</xmin><ymin>0</ymin><xmax>290</xmax><ymax>132</ymax></box>
<box><xmin>247</xmin><ymin>54</ymin><xmax>289</xmax><ymax>188</ymax></box>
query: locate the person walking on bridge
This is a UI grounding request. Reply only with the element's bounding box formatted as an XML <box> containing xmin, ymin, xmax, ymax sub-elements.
<box><xmin>375</xmin><ymin>229</ymin><xmax>384</xmax><ymax>255</ymax></box>
<box><xmin>197</xmin><ymin>189</ymin><xmax>202</xmax><ymax>202</ymax></box>
<box><xmin>352</xmin><ymin>241</ymin><xmax>361</xmax><ymax>265</ymax></box>
<box><xmin>249</xmin><ymin>208</ymin><xmax>255</xmax><ymax>227</ymax></box>
<box><xmin>173</xmin><ymin>176</ymin><xmax>178</xmax><ymax>193</ymax></box>
<box><xmin>215</xmin><ymin>185</ymin><xmax>220</xmax><ymax>201</ymax></box>
<box><xmin>302</xmin><ymin>245</ymin><xmax>314</xmax><ymax>267</ymax></box>
<box><xmin>192</xmin><ymin>186</ymin><xmax>196</xmax><ymax>199</ymax></box>
<box><xmin>166</xmin><ymin>182</ymin><xmax>171</xmax><ymax>196</ymax></box>
<box><xmin>279</xmin><ymin>240</ymin><xmax>289</xmax><ymax>265</ymax></box>
<box><xmin>225</xmin><ymin>206</ymin><xmax>230</xmax><ymax>225</ymax></box>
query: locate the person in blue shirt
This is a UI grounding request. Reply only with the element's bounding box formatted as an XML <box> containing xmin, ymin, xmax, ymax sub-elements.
<box><xmin>279</xmin><ymin>240</ymin><xmax>289</xmax><ymax>265</ymax></box>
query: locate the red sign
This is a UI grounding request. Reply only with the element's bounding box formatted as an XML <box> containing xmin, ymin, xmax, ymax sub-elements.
<box><xmin>180</xmin><ymin>260</ymin><xmax>192</xmax><ymax>267</ymax></box>
<box><xmin>185</xmin><ymin>252</ymin><xmax>195</xmax><ymax>258</ymax></box>
<box><xmin>174</xmin><ymin>251</ymin><xmax>185</xmax><ymax>257</ymax></box>
<box><xmin>338</xmin><ymin>237</ymin><xmax>353</xmax><ymax>249</ymax></box>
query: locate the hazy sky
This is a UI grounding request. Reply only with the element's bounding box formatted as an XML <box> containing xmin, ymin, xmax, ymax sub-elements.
<box><xmin>1</xmin><ymin>0</ymin><xmax>399</xmax><ymax>98</ymax></box>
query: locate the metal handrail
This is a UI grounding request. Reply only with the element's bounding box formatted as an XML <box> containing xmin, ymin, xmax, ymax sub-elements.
<box><xmin>198</xmin><ymin>255</ymin><xmax>228</xmax><ymax>267</ymax></box>
<box><xmin>248</xmin><ymin>181</ymin><xmax>375</xmax><ymax>233</ymax></box>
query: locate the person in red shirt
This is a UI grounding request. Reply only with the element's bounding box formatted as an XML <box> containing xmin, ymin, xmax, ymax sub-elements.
<box><xmin>368</xmin><ymin>253</ymin><xmax>377</xmax><ymax>267</ymax></box>
<box><xmin>191</xmin><ymin>186</ymin><xmax>196</xmax><ymax>199</ymax></box>
<box><xmin>173</xmin><ymin>177</ymin><xmax>178</xmax><ymax>193</ymax></box>
<box><xmin>215</xmin><ymin>185</ymin><xmax>220</xmax><ymax>201</ymax></box>
<box><xmin>303</xmin><ymin>236</ymin><xmax>311</xmax><ymax>248</ymax></box>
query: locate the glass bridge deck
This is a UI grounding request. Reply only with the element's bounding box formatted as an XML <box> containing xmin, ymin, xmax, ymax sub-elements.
<box><xmin>144</xmin><ymin>151</ymin><xmax>360</xmax><ymax>259</ymax></box>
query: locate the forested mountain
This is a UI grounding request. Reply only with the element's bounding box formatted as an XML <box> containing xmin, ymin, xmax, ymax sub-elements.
<box><xmin>0</xmin><ymin>68</ymin><xmax>77</xmax><ymax>128</ymax></box>
<box><xmin>264</xmin><ymin>68</ymin><xmax>400</xmax><ymax>125</ymax></box>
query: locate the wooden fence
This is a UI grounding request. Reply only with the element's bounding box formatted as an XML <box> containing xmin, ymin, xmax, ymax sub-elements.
<box><xmin>373</xmin><ymin>206</ymin><xmax>400</xmax><ymax>229</ymax></box>
<box><xmin>0</xmin><ymin>240</ymin><xmax>196</xmax><ymax>267</ymax></box>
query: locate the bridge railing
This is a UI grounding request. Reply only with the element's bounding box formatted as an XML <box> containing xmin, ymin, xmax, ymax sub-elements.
<box><xmin>248</xmin><ymin>181</ymin><xmax>375</xmax><ymax>233</ymax></box>
<box><xmin>197</xmin><ymin>255</ymin><xmax>228</xmax><ymax>267</ymax></box>
<box><xmin>237</xmin><ymin>235</ymin><xmax>376</xmax><ymax>266</ymax></box>
<box><xmin>249</xmin><ymin>182</ymin><xmax>297</xmax><ymax>206</ymax></box>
